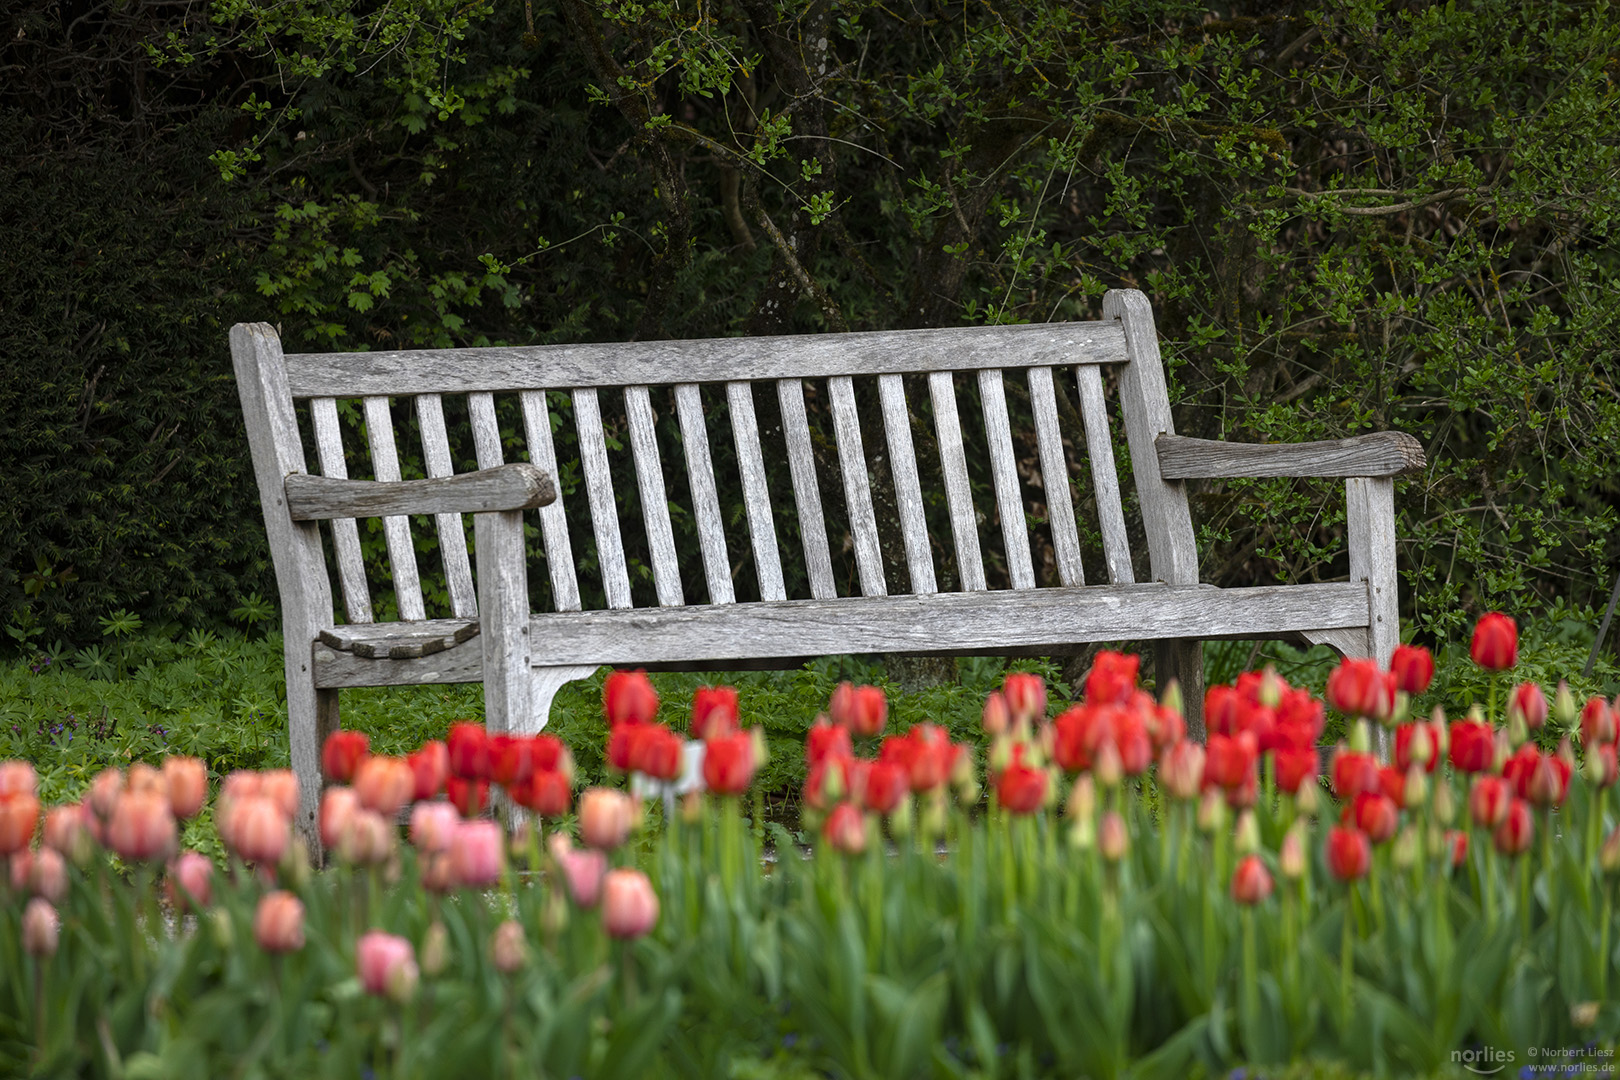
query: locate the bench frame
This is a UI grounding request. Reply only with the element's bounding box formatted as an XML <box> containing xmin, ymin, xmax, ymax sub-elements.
<box><xmin>232</xmin><ymin>289</ymin><xmax>1421</xmax><ymax>848</ymax></box>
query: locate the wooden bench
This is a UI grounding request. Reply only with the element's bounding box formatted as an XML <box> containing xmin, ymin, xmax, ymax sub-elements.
<box><xmin>232</xmin><ymin>289</ymin><xmax>1423</xmax><ymax>844</ymax></box>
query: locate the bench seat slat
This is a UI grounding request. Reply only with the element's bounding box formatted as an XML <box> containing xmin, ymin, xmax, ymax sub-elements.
<box><xmin>878</xmin><ymin>374</ymin><xmax>936</xmax><ymax>594</ymax></box>
<box><xmin>1076</xmin><ymin>364</ymin><xmax>1135</xmax><ymax>585</ymax></box>
<box><xmin>285</xmin><ymin>322</ymin><xmax>1128</xmax><ymax>397</ymax></box>
<box><xmin>929</xmin><ymin>372</ymin><xmax>987</xmax><ymax>591</ymax></box>
<box><xmin>979</xmin><ymin>369</ymin><xmax>1036</xmax><ymax>589</ymax></box>
<box><xmin>519</xmin><ymin>390</ymin><xmax>583</xmax><ymax>612</ymax></box>
<box><xmin>777</xmin><ymin>379</ymin><xmax>835</xmax><ymax>600</ymax></box>
<box><xmin>309</xmin><ymin>397</ymin><xmax>373</xmax><ymax>623</ymax></box>
<box><xmin>415</xmin><ymin>394</ymin><xmax>478</xmax><ymax>619</ymax></box>
<box><xmin>625</xmin><ymin>386</ymin><xmax>684</xmax><ymax>607</ymax></box>
<box><xmin>674</xmin><ymin>384</ymin><xmax>734</xmax><ymax>605</ymax></box>
<box><xmin>362</xmin><ymin>395</ymin><xmax>426</xmax><ymax>621</ymax></box>
<box><xmin>312</xmin><ymin>582</ymin><xmax>1370</xmax><ymax>686</ymax></box>
<box><xmin>1027</xmin><ymin>367</ymin><xmax>1084</xmax><ymax>587</ymax></box>
<box><xmin>828</xmin><ymin>376</ymin><xmax>886</xmax><ymax>597</ymax></box>
<box><xmin>728</xmin><ymin>382</ymin><xmax>787</xmax><ymax>602</ymax></box>
<box><xmin>573</xmin><ymin>387</ymin><xmax>633</xmax><ymax>609</ymax></box>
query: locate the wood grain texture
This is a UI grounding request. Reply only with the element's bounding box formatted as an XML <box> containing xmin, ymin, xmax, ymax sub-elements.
<box><xmin>285</xmin><ymin>464</ymin><xmax>555</xmax><ymax>520</ymax></box>
<box><xmin>362</xmin><ymin>396</ymin><xmax>426</xmax><ymax>620</ymax></box>
<box><xmin>1346</xmin><ymin>476</ymin><xmax>1399</xmax><ymax>666</ymax></box>
<box><xmin>1026</xmin><ymin>367</ymin><xmax>1084</xmax><ymax>587</ymax></box>
<box><xmin>573</xmin><ymin>388</ymin><xmax>633</xmax><ymax>609</ymax></box>
<box><xmin>878</xmin><ymin>374</ymin><xmax>936</xmax><ymax>594</ymax></box>
<box><xmin>230</xmin><ymin>322</ymin><xmax>335</xmax><ymax>850</ymax></box>
<box><xmin>727</xmin><ymin>381</ymin><xmax>787</xmax><ymax>602</ymax></box>
<box><xmin>1104</xmin><ymin>289</ymin><xmax>1198</xmax><ymax>586</ymax></box>
<box><xmin>674</xmin><ymin>384</ymin><xmax>735</xmax><ymax>605</ymax></box>
<box><xmin>527</xmin><ymin>665</ymin><xmax>600</xmax><ymax>736</ymax></box>
<box><xmin>1156</xmin><ymin>432</ymin><xmax>1425</xmax><ymax>479</ymax></box>
<box><xmin>776</xmin><ymin>379</ymin><xmax>835</xmax><ymax>600</ymax></box>
<box><xmin>285</xmin><ymin>321</ymin><xmax>1128</xmax><ymax>397</ymax></box>
<box><xmin>929</xmin><ymin>372</ymin><xmax>987</xmax><ymax>591</ymax></box>
<box><xmin>467</xmin><ymin>392</ymin><xmax>503</xmax><ymax>469</ymax></box>
<box><xmin>1076</xmin><ymin>364</ymin><xmax>1134</xmax><ymax>585</ymax></box>
<box><xmin>415</xmin><ymin>394</ymin><xmax>478</xmax><ymax>619</ymax></box>
<box><xmin>828</xmin><ymin>376</ymin><xmax>887</xmax><ymax>597</ymax></box>
<box><xmin>519</xmin><ymin>390</ymin><xmax>582</xmax><ymax>612</ymax></box>
<box><xmin>474</xmin><ymin>507</ymin><xmax>531</xmax><ymax>734</ymax></box>
<box><xmin>978</xmin><ymin>368</ymin><xmax>1036</xmax><ymax>589</ymax></box>
<box><xmin>624</xmin><ymin>386</ymin><xmax>684</xmax><ymax>606</ymax></box>
<box><xmin>309</xmin><ymin>397</ymin><xmax>373</xmax><ymax>623</ymax></box>
<box><xmin>311</xmin><ymin>582</ymin><xmax>1370</xmax><ymax>686</ymax></box>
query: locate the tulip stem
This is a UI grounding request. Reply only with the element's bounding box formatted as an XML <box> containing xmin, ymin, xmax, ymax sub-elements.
<box><xmin>33</xmin><ymin>959</ymin><xmax>44</xmax><ymax>1064</ymax></box>
<box><xmin>1241</xmin><ymin>908</ymin><xmax>1258</xmax><ymax>1058</ymax></box>
<box><xmin>1600</xmin><ymin>879</ymin><xmax>1613</xmax><ymax>1003</ymax></box>
<box><xmin>1340</xmin><ymin>892</ymin><xmax>1354</xmax><ymax>1028</ymax></box>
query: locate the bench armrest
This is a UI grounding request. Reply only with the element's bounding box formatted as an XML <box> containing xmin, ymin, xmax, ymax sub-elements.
<box><xmin>284</xmin><ymin>463</ymin><xmax>555</xmax><ymax>521</ymax></box>
<box><xmin>1155</xmin><ymin>432</ymin><xmax>1424</xmax><ymax>480</ymax></box>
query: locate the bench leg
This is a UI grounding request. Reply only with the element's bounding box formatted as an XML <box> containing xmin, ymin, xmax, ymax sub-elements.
<box><xmin>1347</xmin><ymin>476</ymin><xmax>1399</xmax><ymax>757</ymax></box>
<box><xmin>287</xmin><ymin>661</ymin><xmax>340</xmax><ymax>857</ymax></box>
<box><xmin>1155</xmin><ymin>639</ymin><xmax>1206</xmax><ymax>742</ymax></box>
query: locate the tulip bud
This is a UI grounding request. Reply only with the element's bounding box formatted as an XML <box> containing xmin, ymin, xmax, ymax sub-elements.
<box><xmin>1098</xmin><ymin>811</ymin><xmax>1128</xmax><ymax>862</ymax></box>
<box><xmin>167</xmin><ymin>850</ymin><xmax>214</xmax><ymax>912</ymax></box>
<box><xmin>988</xmin><ymin>736</ymin><xmax>1013</xmax><ymax>777</ymax></box>
<box><xmin>1571</xmin><ymin>1001</ymin><xmax>1600</xmax><ymax>1029</ymax></box>
<box><xmin>1387</xmin><ymin>690</ymin><xmax>1410</xmax><ymax>729</ymax></box>
<box><xmin>1587</xmin><ymin>746</ymin><xmax>1615</xmax><ymax>787</ymax></box>
<box><xmin>1602</xmin><ymin>828</ymin><xmax>1620</xmax><ymax>875</ymax></box>
<box><xmin>1408</xmin><ymin>724</ymin><xmax>1433</xmax><ymax>766</ymax></box>
<box><xmin>42</xmin><ymin>804</ymin><xmax>94</xmax><ymax>866</ymax></box>
<box><xmin>750</xmin><ymin>726</ymin><xmax>770</xmax><ymax>769</ymax></box>
<box><xmin>1349</xmin><ymin>719</ymin><xmax>1371</xmax><ymax>754</ymax></box>
<box><xmin>919</xmin><ymin>791</ymin><xmax>947</xmax><ymax>840</ymax></box>
<box><xmin>1553</xmin><ymin>680</ymin><xmax>1579</xmax><ymax>728</ymax></box>
<box><xmin>279</xmin><ymin>837</ymin><xmax>312</xmax><ymax>891</ymax></box>
<box><xmin>1505</xmin><ymin>707</ymin><xmax>1528</xmax><ymax>749</ymax></box>
<box><xmin>1093</xmin><ymin>741</ymin><xmax>1123</xmax><ymax>788</ymax></box>
<box><xmin>1404</xmin><ymin>765</ymin><xmax>1428</xmax><ymax>810</ymax></box>
<box><xmin>1492</xmin><ymin>729</ymin><xmax>1512</xmax><ymax>774</ymax></box>
<box><xmin>1279</xmin><ymin>823</ymin><xmax>1307</xmax><ymax>880</ymax></box>
<box><xmin>420</xmin><ymin>921</ymin><xmax>449</xmax><ymax>978</ymax></box>
<box><xmin>541</xmin><ymin>886</ymin><xmax>571</xmax><ymax>937</ymax></box>
<box><xmin>1391</xmin><ymin>825</ymin><xmax>1420</xmax><ymax>870</ymax></box>
<box><xmin>1066</xmin><ymin>774</ymin><xmax>1097</xmax><ymax>824</ymax></box>
<box><xmin>981</xmin><ymin>693</ymin><xmax>1011</xmax><ymax>737</ymax></box>
<box><xmin>1429</xmin><ymin>707</ymin><xmax>1450</xmax><ymax>756</ymax></box>
<box><xmin>1068</xmin><ymin>816</ymin><xmax>1096</xmax><ymax>851</ymax></box>
<box><xmin>210</xmin><ymin>907</ymin><xmax>235</xmax><ymax>951</ymax></box>
<box><xmin>1230</xmin><ymin>854</ymin><xmax>1273</xmax><ymax>904</ymax></box>
<box><xmin>1558</xmin><ymin>737</ymin><xmax>1578</xmax><ymax>774</ymax></box>
<box><xmin>1468</xmin><ymin>704</ymin><xmax>1487</xmax><ymax>726</ymax></box>
<box><xmin>491</xmin><ymin>920</ymin><xmax>527</xmax><ymax>974</ymax></box>
<box><xmin>1197</xmin><ymin>789</ymin><xmax>1227</xmax><ymax>833</ymax></box>
<box><xmin>22</xmin><ymin>898</ymin><xmax>59</xmax><ymax>957</ymax></box>
<box><xmin>1258</xmin><ymin>666</ymin><xmax>1284</xmax><ymax>709</ymax></box>
<box><xmin>1159</xmin><ymin>678</ymin><xmax>1184</xmax><ymax>719</ymax></box>
<box><xmin>888</xmin><ymin>796</ymin><xmax>914</xmax><ymax>838</ymax></box>
<box><xmin>1233</xmin><ymin>810</ymin><xmax>1259</xmax><ymax>855</ymax></box>
<box><xmin>1295</xmin><ymin>780</ymin><xmax>1319</xmax><ymax>817</ymax></box>
<box><xmin>1432</xmin><ymin>777</ymin><xmax>1457</xmax><ymax>826</ymax></box>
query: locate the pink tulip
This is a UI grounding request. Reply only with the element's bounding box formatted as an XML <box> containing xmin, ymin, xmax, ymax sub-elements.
<box><xmin>106</xmin><ymin>790</ymin><xmax>176</xmax><ymax>862</ymax></box>
<box><xmin>0</xmin><ymin>760</ymin><xmax>38</xmax><ymax>798</ymax></box>
<box><xmin>254</xmin><ymin>891</ymin><xmax>305</xmax><ymax>953</ymax></box>
<box><xmin>357</xmin><ymin>931</ymin><xmax>418</xmax><ymax>1001</ymax></box>
<box><xmin>601</xmin><ymin>868</ymin><xmax>660</xmax><ymax>940</ymax></box>
<box><xmin>491</xmin><ymin>919</ymin><xmax>527</xmax><ymax>973</ymax></box>
<box><xmin>88</xmin><ymin>768</ymin><xmax>125</xmax><ymax>820</ymax></box>
<box><xmin>547</xmin><ymin>834</ymin><xmax>607</xmax><ymax>908</ymax></box>
<box><xmin>448</xmin><ymin>819</ymin><xmax>504</xmax><ymax>888</ymax></box>
<box><xmin>228</xmin><ymin>796</ymin><xmax>290</xmax><ymax>865</ymax></box>
<box><xmin>355</xmin><ymin>756</ymin><xmax>415</xmax><ymax>818</ymax></box>
<box><xmin>409</xmin><ymin>802</ymin><xmax>460</xmax><ymax>854</ymax></box>
<box><xmin>22</xmin><ymin>897</ymin><xmax>58</xmax><ymax>957</ymax></box>
<box><xmin>259</xmin><ymin>771</ymin><xmax>300</xmax><ymax>820</ymax></box>
<box><xmin>10</xmin><ymin>847</ymin><xmax>68</xmax><ymax>902</ymax></box>
<box><xmin>578</xmin><ymin>788</ymin><xmax>634</xmax><ymax>851</ymax></box>
<box><xmin>337</xmin><ymin>809</ymin><xmax>395</xmax><ymax>866</ymax></box>
<box><xmin>320</xmin><ymin>787</ymin><xmax>360</xmax><ymax>850</ymax></box>
<box><xmin>163</xmin><ymin>757</ymin><xmax>209</xmax><ymax>819</ymax></box>
<box><xmin>167</xmin><ymin>851</ymin><xmax>214</xmax><ymax>911</ymax></box>
<box><xmin>0</xmin><ymin>792</ymin><xmax>40</xmax><ymax>856</ymax></box>
<box><xmin>42</xmin><ymin>803</ymin><xmax>95</xmax><ymax>863</ymax></box>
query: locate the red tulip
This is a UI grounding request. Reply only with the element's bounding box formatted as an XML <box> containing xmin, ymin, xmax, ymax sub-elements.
<box><xmin>1205</xmin><ymin>684</ymin><xmax>1243</xmax><ymax>737</ymax></box>
<box><xmin>514</xmin><ymin>769</ymin><xmax>572</xmax><ymax>818</ymax></box>
<box><xmin>0</xmin><ymin>792</ymin><xmax>40</xmax><ymax>856</ymax></box>
<box><xmin>449</xmin><ymin>820</ymin><xmax>504</xmax><ymax>888</ymax></box>
<box><xmin>1594</xmin><ymin>743</ymin><xmax>1619</xmax><ymax>788</ymax></box>
<box><xmin>601</xmin><ymin>868</ymin><xmax>660</xmax><ymax>940</ymax></box>
<box><xmin>806</xmin><ymin>718</ymin><xmax>853</xmax><ymax>766</ymax></box>
<box><xmin>354</xmin><ymin>756</ymin><xmax>415</xmax><ymax>818</ymax></box>
<box><xmin>627</xmin><ymin>724</ymin><xmax>683</xmax><ymax>782</ymax></box>
<box><xmin>1469</xmin><ymin>775</ymin><xmax>1512</xmax><ymax>829</ymax></box>
<box><xmin>1053</xmin><ymin>704</ymin><xmax>1106</xmax><ymax>774</ymax></box>
<box><xmin>1507</xmin><ymin>682</ymin><xmax>1548</xmax><ymax>731</ymax></box>
<box><xmin>981</xmin><ymin>692</ymin><xmax>1012</xmax><ymax>736</ymax></box>
<box><xmin>356</xmin><ymin>931</ymin><xmax>418</xmax><ymax>1001</ymax></box>
<box><xmin>106</xmin><ymin>790</ymin><xmax>176</xmax><ymax>862</ymax></box>
<box><xmin>1470</xmin><ymin>612</ymin><xmax>1517</xmax><ymax>671</ymax></box>
<box><xmin>1389</xmin><ymin>644</ymin><xmax>1435</xmax><ymax>695</ymax></box>
<box><xmin>1349</xmin><ymin>791</ymin><xmax>1399</xmax><ymax>843</ymax></box>
<box><xmin>1001</xmin><ymin>673</ymin><xmax>1046</xmax><ymax>724</ymax></box>
<box><xmin>1448</xmin><ymin>721</ymin><xmax>1495</xmax><ymax>773</ymax></box>
<box><xmin>803</xmin><ymin>755</ymin><xmax>862</xmax><ymax>812</ymax></box>
<box><xmin>1113</xmin><ymin>706</ymin><xmax>1154</xmax><ymax>775</ymax></box>
<box><xmin>1326</xmin><ymin>826</ymin><xmax>1371</xmax><ymax>881</ymax></box>
<box><xmin>408</xmin><ymin>741</ymin><xmax>449</xmax><ymax>800</ymax></box>
<box><xmin>861</xmin><ymin>761</ymin><xmax>909</xmax><ymax>815</ymax></box>
<box><xmin>578</xmin><ymin>788</ymin><xmax>634</xmax><ymax>850</ymax></box>
<box><xmin>22</xmin><ymin>898</ymin><xmax>59</xmax><ymax>957</ymax></box>
<box><xmin>1273</xmin><ymin>745</ymin><xmax>1318</xmax><ymax>794</ymax></box>
<box><xmin>1394</xmin><ymin>721</ymin><xmax>1439</xmax><ymax>773</ymax></box>
<box><xmin>703</xmin><ymin>731</ymin><xmax>757</xmax><ymax>795</ymax></box>
<box><xmin>1230</xmin><ymin>854</ymin><xmax>1273</xmax><ymax>904</ymax></box>
<box><xmin>1446</xmin><ymin>829</ymin><xmax>1469</xmax><ymax>868</ymax></box>
<box><xmin>691</xmin><ymin>686</ymin><xmax>740</xmax><ymax>741</ymax></box>
<box><xmin>1582</xmin><ymin>696</ymin><xmax>1618</xmax><ymax>746</ymax></box>
<box><xmin>822</xmin><ymin>802</ymin><xmax>868</xmax><ymax>855</ymax></box>
<box><xmin>1493</xmin><ymin>798</ymin><xmax>1534</xmax><ymax>855</ymax></box>
<box><xmin>1326</xmin><ymin>657</ymin><xmax>1395</xmax><ymax>721</ymax></box>
<box><xmin>321</xmin><ymin>730</ymin><xmax>370</xmax><ymax>783</ymax></box>
<box><xmin>883</xmin><ymin>724</ymin><xmax>954</xmax><ymax>792</ymax></box>
<box><xmin>1376</xmin><ymin>766</ymin><xmax>1406</xmax><ymax>808</ymax></box>
<box><xmin>488</xmin><ymin>735</ymin><xmax>534</xmax><ymax>788</ymax></box>
<box><xmin>995</xmin><ymin>749</ymin><xmax>1048</xmax><ymax>814</ymax></box>
<box><xmin>830</xmin><ymin>682</ymin><xmax>888</xmax><ymax>738</ymax></box>
<box><xmin>447</xmin><ymin>723</ymin><xmax>491</xmax><ymax>781</ymax></box>
<box><xmin>1084</xmin><ymin>650</ymin><xmax>1139</xmax><ymax>705</ymax></box>
<box><xmin>1204</xmin><ymin>732</ymin><xmax>1258</xmax><ymax>791</ymax></box>
<box><xmin>163</xmin><ymin>756</ymin><xmax>208</xmax><ymax>819</ymax></box>
<box><xmin>604</xmin><ymin>670</ymin><xmax>659</xmax><ymax>728</ymax></box>
<box><xmin>444</xmin><ymin>775</ymin><xmax>486</xmax><ymax>817</ymax></box>
<box><xmin>254</xmin><ymin>891</ymin><xmax>305</xmax><ymax>953</ymax></box>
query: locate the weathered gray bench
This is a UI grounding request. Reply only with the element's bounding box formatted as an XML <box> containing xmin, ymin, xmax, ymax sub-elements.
<box><xmin>232</xmin><ymin>289</ymin><xmax>1423</xmax><ymax>844</ymax></box>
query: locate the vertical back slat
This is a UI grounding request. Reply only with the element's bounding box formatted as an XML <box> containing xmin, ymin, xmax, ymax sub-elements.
<box><xmin>727</xmin><ymin>381</ymin><xmax>787</xmax><ymax>602</ymax></box>
<box><xmin>977</xmin><ymin>369</ymin><xmax>1036</xmax><ymax>589</ymax></box>
<box><xmin>414</xmin><ymin>394</ymin><xmax>478</xmax><ymax>619</ymax></box>
<box><xmin>309</xmin><ymin>397</ymin><xmax>374</xmax><ymax>623</ymax></box>
<box><xmin>827</xmin><ymin>376</ymin><xmax>887</xmax><ymax>597</ymax></box>
<box><xmin>362</xmin><ymin>396</ymin><xmax>426</xmax><ymax>620</ymax></box>
<box><xmin>1026</xmin><ymin>367</ymin><xmax>1085</xmax><ymax>587</ymax></box>
<box><xmin>467</xmin><ymin>392</ymin><xmax>504</xmax><ymax>469</ymax></box>
<box><xmin>519</xmin><ymin>390</ymin><xmax>583</xmax><ymax>612</ymax></box>
<box><xmin>877</xmin><ymin>374</ymin><xmax>936</xmax><ymax>594</ymax></box>
<box><xmin>573</xmin><ymin>388</ymin><xmax>633</xmax><ymax>609</ymax></box>
<box><xmin>776</xmin><ymin>379</ymin><xmax>836</xmax><ymax>600</ymax></box>
<box><xmin>624</xmin><ymin>386</ymin><xmax>684</xmax><ymax>607</ymax></box>
<box><xmin>929</xmin><ymin>372</ymin><xmax>987</xmax><ymax>591</ymax></box>
<box><xmin>1075</xmin><ymin>364</ymin><xmax>1136</xmax><ymax>585</ymax></box>
<box><xmin>674</xmin><ymin>384</ymin><xmax>734</xmax><ymax>605</ymax></box>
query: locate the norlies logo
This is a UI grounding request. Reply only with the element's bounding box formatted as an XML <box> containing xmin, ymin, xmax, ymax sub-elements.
<box><xmin>1452</xmin><ymin>1047</ymin><xmax>1516</xmax><ymax>1075</ymax></box>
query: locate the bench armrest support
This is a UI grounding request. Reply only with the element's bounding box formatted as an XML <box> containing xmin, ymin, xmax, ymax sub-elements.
<box><xmin>1155</xmin><ymin>432</ymin><xmax>1423</xmax><ymax>480</ymax></box>
<box><xmin>285</xmin><ymin>463</ymin><xmax>555</xmax><ymax>521</ymax></box>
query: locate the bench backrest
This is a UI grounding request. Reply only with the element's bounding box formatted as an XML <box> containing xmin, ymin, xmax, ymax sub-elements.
<box><xmin>249</xmin><ymin>289</ymin><xmax>1197</xmax><ymax>635</ymax></box>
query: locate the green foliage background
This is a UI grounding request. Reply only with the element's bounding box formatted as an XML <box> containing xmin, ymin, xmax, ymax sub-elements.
<box><xmin>3</xmin><ymin>0</ymin><xmax>1618</xmax><ymax>648</ymax></box>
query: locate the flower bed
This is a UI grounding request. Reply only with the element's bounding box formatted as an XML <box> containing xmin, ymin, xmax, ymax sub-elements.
<box><xmin>2</xmin><ymin>615</ymin><xmax>1618</xmax><ymax>1076</ymax></box>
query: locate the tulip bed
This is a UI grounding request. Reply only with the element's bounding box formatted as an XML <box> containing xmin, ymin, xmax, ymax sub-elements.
<box><xmin>3</xmin><ymin>615</ymin><xmax>1620</xmax><ymax>1078</ymax></box>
